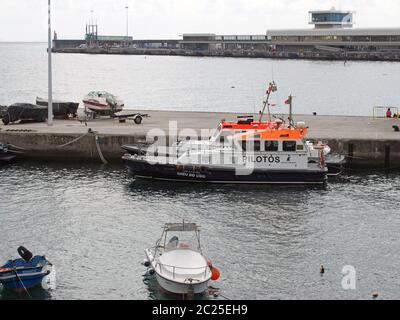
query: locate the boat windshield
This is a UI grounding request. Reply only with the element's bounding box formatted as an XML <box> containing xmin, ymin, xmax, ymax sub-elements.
<box><xmin>210</xmin><ymin>124</ymin><xmax>222</xmax><ymax>142</ymax></box>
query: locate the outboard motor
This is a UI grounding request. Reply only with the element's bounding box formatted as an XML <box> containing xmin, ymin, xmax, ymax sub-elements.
<box><xmin>17</xmin><ymin>246</ymin><xmax>33</xmax><ymax>262</ymax></box>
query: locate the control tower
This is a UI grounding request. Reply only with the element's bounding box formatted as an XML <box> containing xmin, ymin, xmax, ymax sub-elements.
<box><xmin>309</xmin><ymin>7</ymin><xmax>354</xmax><ymax>29</ymax></box>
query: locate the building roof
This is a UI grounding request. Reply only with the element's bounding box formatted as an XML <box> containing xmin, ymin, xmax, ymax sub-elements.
<box><xmin>309</xmin><ymin>9</ymin><xmax>354</xmax><ymax>14</ymax></box>
<box><xmin>182</xmin><ymin>33</ymin><xmax>216</xmax><ymax>37</ymax></box>
<box><xmin>267</xmin><ymin>28</ymin><xmax>400</xmax><ymax>37</ymax></box>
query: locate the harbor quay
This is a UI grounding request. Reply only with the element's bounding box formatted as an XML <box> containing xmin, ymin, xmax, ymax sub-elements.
<box><xmin>1</xmin><ymin>110</ymin><xmax>399</xmax><ymax>169</ymax></box>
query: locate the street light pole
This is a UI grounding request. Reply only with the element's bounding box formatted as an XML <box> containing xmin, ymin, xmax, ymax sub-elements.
<box><xmin>125</xmin><ymin>6</ymin><xmax>129</xmax><ymax>38</ymax></box>
<box><xmin>47</xmin><ymin>0</ymin><xmax>53</xmax><ymax>126</ymax></box>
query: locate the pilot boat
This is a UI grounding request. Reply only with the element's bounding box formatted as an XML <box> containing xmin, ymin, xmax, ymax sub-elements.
<box><xmin>123</xmin><ymin>119</ymin><xmax>328</xmax><ymax>184</ymax></box>
<box><xmin>123</xmin><ymin>82</ymin><xmax>328</xmax><ymax>184</ymax></box>
<box><xmin>143</xmin><ymin>222</ymin><xmax>219</xmax><ymax>296</ymax></box>
<box><xmin>122</xmin><ymin>82</ymin><xmax>345</xmax><ymax>176</ymax></box>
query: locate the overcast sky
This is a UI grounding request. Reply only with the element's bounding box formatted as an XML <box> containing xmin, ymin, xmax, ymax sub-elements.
<box><xmin>0</xmin><ymin>0</ymin><xmax>399</xmax><ymax>41</ymax></box>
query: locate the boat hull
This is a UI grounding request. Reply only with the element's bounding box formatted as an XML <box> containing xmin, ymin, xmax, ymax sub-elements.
<box><xmin>0</xmin><ymin>153</ymin><xmax>17</xmax><ymax>162</ymax></box>
<box><xmin>123</xmin><ymin>157</ymin><xmax>327</xmax><ymax>184</ymax></box>
<box><xmin>155</xmin><ymin>272</ymin><xmax>210</xmax><ymax>295</ymax></box>
<box><xmin>83</xmin><ymin>100</ymin><xmax>123</xmax><ymax>115</ymax></box>
<box><xmin>0</xmin><ymin>256</ymin><xmax>52</xmax><ymax>293</ymax></box>
<box><xmin>0</xmin><ymin>269</ymin><xmax>49</xmax><ymax>292</ymax></box>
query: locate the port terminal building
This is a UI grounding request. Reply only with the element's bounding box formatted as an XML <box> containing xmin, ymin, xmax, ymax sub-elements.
<box><xmin>267</xmin><ymin>9</ymin><xmax>400</xmax><ymax>53</ymax></box>
<box><xmin>178</xmin><ymin>9</ymin><xmax>400</xmax><ymax>53</ymax></box>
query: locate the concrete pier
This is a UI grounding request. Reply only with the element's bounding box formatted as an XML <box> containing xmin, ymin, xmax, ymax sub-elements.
<box><xmin>1</xmin><ymin>110</ymin><xmax>400</xmax><ymax>168</ymax></box>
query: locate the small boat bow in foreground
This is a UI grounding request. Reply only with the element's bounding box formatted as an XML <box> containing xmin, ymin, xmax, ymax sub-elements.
<box><xmin>144</xmin><ymin>222</ymin><xmax>220</xmax><ymax>296</ymax></box>
<box><xmin>0</xmin><ymin>247</ymin><xmax>54</xmax><ymax>293</ymax></box>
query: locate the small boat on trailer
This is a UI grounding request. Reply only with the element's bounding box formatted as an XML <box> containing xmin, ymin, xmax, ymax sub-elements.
<box><xmin>36</xmin><ymin>97</ymin><xmax>79</xmax><ymax>119</ymax></box>
<box><xmin>144</xmin><ymin>222</ymin><xmax>220</xmax><ymax>296</ymax></box>
<box><xmin>0</xmin><ymin>247</ymin><xmax>53</xmax><ymax>293</ymax></box>
<box><xmin>82</xmin><ymin>91</ymin><xmax>124</xmax><ymax>116</ymax></box>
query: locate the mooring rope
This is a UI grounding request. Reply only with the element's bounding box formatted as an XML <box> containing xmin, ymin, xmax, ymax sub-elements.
<box><xmin>94</xmin><ymin>134</ymin><xmax>109</xmax><ymax>165</ymax></box>
<box><xmin>6</xmin><ymin>143</ymin><xmax>28</xmax><ymax>151</ymax></box>
<box><xmin>56</xmin><ymin>131</ymin><xmax>91</xmax><ymax>148</ymax></box>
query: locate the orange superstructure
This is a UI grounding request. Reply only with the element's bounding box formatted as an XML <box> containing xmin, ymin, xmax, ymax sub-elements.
<box><xmin>238</xmin><ymin>127</ymin><xmax>308</xmax><ymax>141</ymax></box>
<box><xmin>220</xmin><ymin>120</ymin><xmax>281</xmax><ymax>131</ymax></box>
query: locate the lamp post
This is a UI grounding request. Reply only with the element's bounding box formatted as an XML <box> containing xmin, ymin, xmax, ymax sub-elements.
<box><xmin>47</xmin><ymin>0</ymin><xmax>53</xmax><ymax>126</ymax></box>
<box><xmin>125</xmin><ymin>6</ymin><xmax>129</xmax><ymax>38</ymax></box>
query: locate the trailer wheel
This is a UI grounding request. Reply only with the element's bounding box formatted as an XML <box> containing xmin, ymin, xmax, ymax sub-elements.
<box><xmin>134</xmin><ymin>116</ymin><xmax>143</xmax><ymax>125</ymax></box>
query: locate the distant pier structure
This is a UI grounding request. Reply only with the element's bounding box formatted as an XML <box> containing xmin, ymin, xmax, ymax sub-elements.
<box><xmin>52</xmin><ymin>8</ymin><xmax>400</xmax><ymax>61</ymax></box>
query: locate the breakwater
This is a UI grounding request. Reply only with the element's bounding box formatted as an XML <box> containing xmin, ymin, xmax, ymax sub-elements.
<box><xmin>52</xmin><ymin>47</ymin><xmax>400</xmax><ymax>62</ymax></box>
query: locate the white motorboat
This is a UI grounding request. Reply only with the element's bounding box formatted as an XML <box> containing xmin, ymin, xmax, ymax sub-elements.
<box><xmin>144</xmin><ymin>222</ymin><xmax>220</xmax><ymax>296</ymax></box>
<box><xmin>82</xmin><ymin>91</ymin><xmax>124</xmax><ymax>116</ymax></box>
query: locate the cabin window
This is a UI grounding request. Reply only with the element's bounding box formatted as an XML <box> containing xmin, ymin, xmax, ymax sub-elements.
<box><xmin>241</xmin><ymin>140</ymin><xmax>247</xmax><ymax>151</ymax></box>
<box><xmin>265</xmin><ymin>140</ymin><xmax>278</xmax><ymax>151</ymax></box>
<box><xmin>296</xmin><ymin>144</ymin><xmax>304</xmax><ymax>151</ymax></box>
<box><xmin>254</xmin><ymin>140</ymin><xmax>261</xmax><ymax>152</ymax></box>
<box><xmin>283</xmin><ymin>141</ymin><xmax>296</xmax><ymax>152</ymax></box>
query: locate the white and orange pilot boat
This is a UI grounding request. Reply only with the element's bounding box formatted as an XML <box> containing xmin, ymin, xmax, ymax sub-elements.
<box><xmin>122</xmin><ymin>117</ymin><xmax>328</xmax><ymax>184</ymax></box>
<box><xmin>122</xmin><ymin>81</ymin><xmax>345</xmax><ymax>182</ymax></box>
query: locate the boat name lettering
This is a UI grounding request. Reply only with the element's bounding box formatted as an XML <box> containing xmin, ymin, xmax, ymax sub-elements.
<box><xmin>176</xmin><ymin>172</ymin><xmax>206</xmax><ymax>179</ymax></box>
<box><xmin>243</xmin><ymin>155</ymin><xmax>281</xmax><ymax>163</ymax></box>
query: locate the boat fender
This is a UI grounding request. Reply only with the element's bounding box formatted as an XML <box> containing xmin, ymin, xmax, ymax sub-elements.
<box><xmin>210</xmin><ymin>267</ymin><xmax>221</xmax><ymax>281</ymax></box>
<box><xmin>17</xmin><ymin>246</ymin><xmax>33</xmax><ymax>262</ymax></box>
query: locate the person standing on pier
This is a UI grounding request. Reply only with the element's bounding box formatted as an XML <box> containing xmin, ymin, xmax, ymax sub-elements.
<box><xmin>386</xmin><ymin>108</ymin><xmax>392</xmax><ymax>118</ymax></box>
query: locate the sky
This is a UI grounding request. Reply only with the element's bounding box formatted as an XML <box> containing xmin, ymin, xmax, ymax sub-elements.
<box><xmin>0</xmin><ymin>0</ymin><xmax>400</xmax><ymax>41</ymax></box>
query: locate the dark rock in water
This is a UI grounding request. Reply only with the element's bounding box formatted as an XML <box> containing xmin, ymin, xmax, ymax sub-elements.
<box><xmin>2</xmin><ymin>103</ymin><xmax>47</xmax><ymax>125</ymax></box>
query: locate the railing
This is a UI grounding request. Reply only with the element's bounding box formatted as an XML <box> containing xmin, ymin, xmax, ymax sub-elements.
<box><xmin>373</xmin><ymin>106</ymin><xmax>399</xmax><ymax>119</ymax></box>
<box><xmin>156</xmin><ymin>262</ymin><xmax>209</xmax><ymax>281</ymax></box>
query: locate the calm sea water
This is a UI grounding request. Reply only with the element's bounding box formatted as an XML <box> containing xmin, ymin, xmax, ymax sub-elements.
<box><xmin>1</xmin><ymin>42</ymin><xmax>400</xmax><ymax>116</ymax></box>
<box><xmin>1</xmin><ymin>43</ymin><xmax>400</xmax><ymax>300</ymax></box>
<box><xmin>1</xmin><ymin>161</ymin><xmax>400</xmax><ymax>300</ymax></box>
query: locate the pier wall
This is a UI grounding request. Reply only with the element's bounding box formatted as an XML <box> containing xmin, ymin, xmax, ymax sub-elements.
<box><xmin>1</xmin><ymin>131</ymin><xmax>400</xmax><ymax>169</ymax></box>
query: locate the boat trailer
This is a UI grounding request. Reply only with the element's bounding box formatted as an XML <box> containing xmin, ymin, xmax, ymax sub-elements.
<box><xmin>112</xmin><ymin>112</ymin><xmax>150</xmax><ymax>125</ymax></box>
<box><xmin>83</xmin><ymin>110</ymin><xmax>150</xmax><ymax>125</ymax></box>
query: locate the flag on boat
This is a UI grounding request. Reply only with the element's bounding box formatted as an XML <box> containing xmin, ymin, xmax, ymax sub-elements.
<box><xmin>266</xmin><ymin>82</ymin><xmax>277</xmax><ymax>94</ymax></box>
<box><xmin>284</xmin><ymin>96</ymin><xmax>292</xmax><ymax>105</ymax></box>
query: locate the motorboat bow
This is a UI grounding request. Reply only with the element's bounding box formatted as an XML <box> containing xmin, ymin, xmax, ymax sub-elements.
<box><xmin>144</xmin><ymin>222</ymin><xmax>219</xmax><ymax>296</ymax></box>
